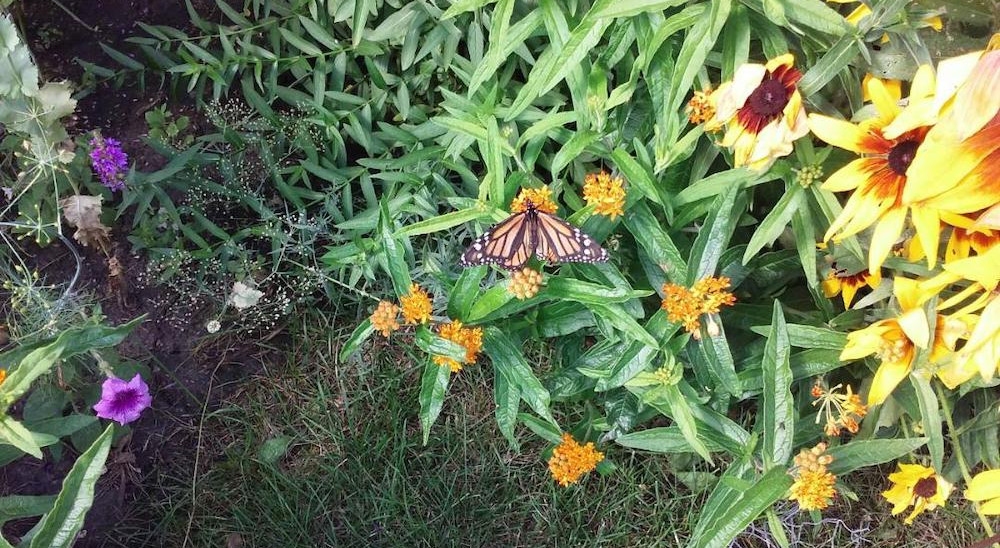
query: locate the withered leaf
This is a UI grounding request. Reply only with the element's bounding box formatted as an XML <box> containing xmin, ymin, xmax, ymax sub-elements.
<box><xmin>59</xmin><ymin>195</ymin><xmax>111</xmax><ymax>251</ymax></box>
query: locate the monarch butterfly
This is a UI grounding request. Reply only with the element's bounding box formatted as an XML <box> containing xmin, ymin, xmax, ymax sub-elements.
<box><xmin>460</xmin><ymin>202</ymin><xmax>609</xmax><ymax>270</ymax></box>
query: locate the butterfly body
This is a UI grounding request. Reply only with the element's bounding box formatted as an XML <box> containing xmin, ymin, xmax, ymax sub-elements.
<box><xmin>460</xmin><ymin>202</ymin><xmax>609</xmax><ymax>270</ymax></box>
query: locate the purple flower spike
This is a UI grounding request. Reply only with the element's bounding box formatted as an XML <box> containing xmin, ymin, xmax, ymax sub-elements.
<box><xmin>89</xmin><ymin>136</ymin><xmax>129</xmax><ymax>191</ymax></box>
<box><xmin>93</xmin><ymin>374</ymin><xmax>152</xmax><ymax>425</ymax></box>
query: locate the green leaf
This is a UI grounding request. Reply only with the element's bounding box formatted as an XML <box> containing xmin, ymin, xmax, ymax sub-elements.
<box><xmin>352</xmin><ymin>0</ymin><xmax>375</xmax><ymax>47</ymax></box>
<box><xmin>398</xmin><ymin>208</ymin><xmax>490</xmax><ymax>236</ymax></box>
<box><xmin>827</xmin><ymin>438</ymin><xmax>928</xmax><ymax>475</ymax></box>
<box><xmin>257</xmin><ymin>436</ymin><xmax>291</xmax><ymax>464</ymax></box>
<box><xmin>612</xmin><ymin>148</ymin><xmax>663</xmax><ymax>206</ymax></box>
<box><xmin>615</xmin><ymin>426</ymin><xmax>726</xmax><ymax>453</ymax></box>
<box><xmin>740</xmin><ymin>0</ymin><xmax>847</xmax><ymax>37</ymax></box>
<box><xmin>689</xmin><ymin>466</ymin><xmax>794</xmax><ymax>548</ymax></box>
<box><xmin>467</xmin><ymin>283</ymin><xmax>516</xmax><ymax>323</ymax></box>
<box><xmin>483</xmin><ymin>328</ymin><xmax>557</xmax><ymax>427</ymax></box>
<box><xmin>441</xmin><ymin>0</ymin><xmax>496</xmax><ymax>19</ymax></box>
<box><xmin>493</xmin><ymin>361</ymin><xmax>521</xmax><ymax>450</ymax></box>
<box><xmin>0</xmin><ymin>318</ymin><xmax>142</xmax><ymax>407</ymax></box>
<box><xmin>910</xmin><ymin>375</ymin><xmax>944</xmax><ymax>471</ymax></box>
<box><xmin>505</xmin><ymin>1</ymin><xmax>613</xmax><ymax>119</ymax></box>
<box><xmin>659</xmin><ymin>384</ymin><xmax>714</xmax><ymax>462</ymax></box>
<box><xmin>0</xmin><ymin>495</ymin><xmax>56</xmax><ymax>526</ymax></box>
<box><xmin>761</xmin><ymin>302</ymin><xmax>793</xmax><ymax>468</ymax></box>
<box><xmin>751</xmin><ymin>324</ymin><xmax>846</xmax><ymax>350</ymax></box>
<box><xmin>624</xmin><ymin>203</ymin><xmax>687</xmax><ymax>283</ymax></box>
<box><xmin>550</xmin><ymin>129</ymin><xmax>599</xmax><ymax>175</ymax></box>
<box><xmin>691</xmin><ymin>455</ymin><xmax>754</xmax><ymax>541</ymax></box>
<box><xmin>799</xmin><ymin>35</ymin><xmax>862</xmax><ymax>97</ymax></box>
<box><xmin>29</xmin><ymin>424</ymin><xmax>113</xmax><ymax>548</ymax></box>
<box><xmin>419</xmin><ymin>359</ymin><xmax>451</xmax><ymax>445</ymax></box>
<box><xmin>414</xmin><ymin>325</ymin><xmax>468</xmax><ymax>363</ymax></box>
<box><xmin>591</xmin><ymin>0</ymin><xmax>688</xmax><ymax>18</ymax></box>
<box><xmin>339</xmin><ymin>319</ymin><xmax>374</xmax><ymax>362</ymax></box>
<box><xmin>585</xmin><ymin>302</ymin><xmax>660</xmax><ymax>349</ymax></box>
<box><xmin>743</xmin><ymin>184</ymin><xmax>803</xmax><ymax>264</ymax></box>
<box><xmin>688</xmin><ymin>185</ymin><xmax>741</xmax><ymax>283</ymax></box>
<box><xmin>448</xmin><ymin>266</ymin><xmax>487</xmax><ymax>321</ymax></box>
<box><xmin>378</xmin><ymin>200</ymin><xmax>412</xmax><ymax>298</ymax></box>
<box><xmin>0</xmin><ymin>416</ymin><xmax>43</xmax><ymax>459</ymax></box>
<box><xmin>519</xmin><ymin>412</ymin><xmax>563</xmax><ymax>444</ymax></box>
<box><xmin>545</xmin><ymin>277</ymin><xmax>650</xmax><ymax>304</ymax></box>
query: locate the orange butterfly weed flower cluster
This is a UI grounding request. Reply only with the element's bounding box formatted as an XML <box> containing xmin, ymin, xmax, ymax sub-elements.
<box><xmin>370</xmin><ymin>285</ymin><xmax>484</xmax><ymax>373</ymax></box>
<box><xmin>811</xmin><ymin>382</ymin><xmax>868</xmax><ymax>436</ymax></box>
<box><xmin>661</xmin><ymin>276</ymin><xmax>736</xmax><ymax>335</ymax></box>
<box><xmin>548</xmin><ymin>433</ymin><xmax>604</xmax><ymax>487</ymax></box>
<box><xmin>508</xmin><ymin>267</ymin><xmax>543</xmax><ymax>300</ymax></box>
<box><xmin>399</xmin><ymin>283</ymin><xmax>433</xmax><ymax>325</ymax></box>
<box><xmin>686</xmin><ymin>89</ymin><xmax>715</xmax><ymax>125</ymax></box>
<box><xmin>788</xmin><ymin>442</ymin><xmax>837</xmax><ymax>511</ymax></box>
<box><xmin>510</xmin><ymin>185</ymin><xmax>558</xmax><ymax>214</ymax></box>
<box><xmin>370</xmin><ymin>300</ymin><xmax>401</xmax><ymax>337</ymax></box>
<box><xmin>582</xmin><ymin>171</ymin><xmax>626</xmax><ymax>220</ymax></box>
<box><xmin>433</xmin><ymin>320</ymin><xmax>483</xmax><ymax>373</ymax></box>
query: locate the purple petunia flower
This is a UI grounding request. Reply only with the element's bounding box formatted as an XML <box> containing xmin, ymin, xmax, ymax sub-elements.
<box><xmin>89</xmin><ymin>136</ymin><xmax>129</xmax><ymax>191</ymax></box>
<box><xmin>93</xmin><ymin>374</ymin><xmax>152</xmax><ymax>425</ymax></box>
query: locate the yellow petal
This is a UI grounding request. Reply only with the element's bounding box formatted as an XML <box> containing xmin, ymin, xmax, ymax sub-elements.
<box><xmin>869</xmin><ymin>206</ymin><xmax>906</xmax><ymax>272</ymax></box>
<box><xmin>936</xmin><ymin>356</ymin><xmax>978</xmax><ymax>389</ymax></box>
<box><xmin>765</xmin><ymin>53</ymin><xmax>795</xmax><ymax>73</ymax></box>
<box><xmin>868</xmin><ymin>77</ymin><xmax>901</xmax><ymax>121</ymax></box>
<box><xmin>842</xmin><ymin>280</ymin><xmax>859</xmax><ymax>309</ymax></box>
<box><xmin>965</xmin><ymin>470</ymin><xmax>1000</xmax><ymax>502</ymax></box>
<box><xmin>846</xmin><ymin>4</ymin><xmax>871</xmax><ymax>26</ymax></box>
<box><xmin>808</xmin><ymin>114</ymin><xmax>871</xmax><ymax>154</ymax></box>
<box><xmin>933</xmin><ymin>51</ymin><xmax>983</xmax><ymax>114</ymax></box>
<box><xmin>910</xmin><ymin>206</ymin><xmax>942</xmax><ymax>269</ymax></box>
<box><xmin>868</xmin><ymin>355</ymin><xmax>913</xmax><ymax>405</ymax></box>
<box><xmin>960</xmin><ymin>296</ymin><xmax>1000</xmax><ymax>380</ymax></box>
<box><xmin>923</xmin><ymin>15</ymin><xmax>943</xmax><ymax>31</ymax></box>
<box><xmin>898</xmin><ymin>308</ymin><xmax>930</xmax><ymax>349</ymax></box>
<box><xmin>975</xmin><ymin>204</ymin><xmax>1000</xmax><ymax>230</ymax></box>
<box><xmin>840</xmin><ymin>322</ymin><xmax>894</xmax><ymax>361</ymax></box>
<box><xmin>943</xmin><ymin>50</ymin><xmax>1000</xmax><ymax>141</ymax></box>
<box><xmin>981</xmin><ymin>498</ymin><xmax>1000</xmax><ymax>515</ymax></box>
<box><xmin>822</xmin><ymin>276</ymin><xmax>841</xmax><ymax>298</ymax></box>
<box><xmin>910</xmin><ymin>65</ymin><xmax>936</xmax><ymax>101</ymax></box>
<box><xmin>919</xmin><ymin>147</ymin><xmax>1000</xmax><ymax>215</ymax></box>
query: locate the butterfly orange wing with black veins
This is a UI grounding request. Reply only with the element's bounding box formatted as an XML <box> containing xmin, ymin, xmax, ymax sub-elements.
<box><xmin>533</xmin><ymin>210</ymin><xmax>608</xmax><ymax>264</ymax></box>
<box><xmin>461</xmin><ymin>206</ymin><xmax>607</xmax><ymax>270</ymax></box>
<box><xmin>460</xmin><ymin>208</ymin><xmax>538</xmax><ymax>270</ymax></box>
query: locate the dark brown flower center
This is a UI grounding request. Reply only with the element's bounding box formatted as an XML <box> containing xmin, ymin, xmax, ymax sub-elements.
<box><xmin>888</xmin><ymin>140</ymin><xmax>919</xmax><ymax>175</ymax></box>
<box><xmin>746</xmin><ymin>78</ymin><xmax>790</xmax><ymax>119</ymax></box>
<box><xmin>913</xmin><ymin>477</ymin><xmax>937</xmax><ymax>498</ymax></box>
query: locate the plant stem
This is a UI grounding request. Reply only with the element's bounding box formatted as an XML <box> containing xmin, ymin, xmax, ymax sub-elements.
<box><xmin>50</xmin><ymin>0</ymin><xmax>98</xmax><ymax>32</ymax></box>
<box><xmin>935</xmin><ymin>382</ymin><xmax>997</xmax><ymax>543</ymax></box>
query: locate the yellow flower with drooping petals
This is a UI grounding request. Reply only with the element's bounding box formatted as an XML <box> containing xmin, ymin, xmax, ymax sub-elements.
<box><xmin>400</xmin><ymin>284</ymin><xmax>433</xmax><ymax>325</ymax></box>
<box><xmin>840</xmin><ymin>277</ymin><xmax>944</xmax><ymax>405</ymax></box>
<box><xmin>583</xmin><ymin>171</ymin><xmax>626</xmax><ymax>220</ymax></box>
<box><xmin>548</xmin><ymin>433</ymin><xmax>604</xmax><ymax>487</ymax></box>
<box><xmin>937</xmin><ymin>294</ymin><xmax>1000</xmax><ymax>388</ymax></box>
<box><xmin>432</xmin><ymin>319</ymin><xmax>483</xmax><ymax>373</ymax></box>
<box><xmin>966</xmin><ymin>469</ymin><xmax>1000</xmax><ymax>515</ymax></box>
<box><xmin>882</xmin><ymin>463</ymin><xmax>953</xmax><ymax>525</ymax></box>
<box><xmin>822</xmin><ymin>267</ymin><xmax>881</xmax><ymax>308</ymax></box>
<box><xmin>892</xmin><ymin>35</ymin><xmax>1000</xmax><ymax>257</ymax></box>
<box><xmin>508</xmin><ymin>267</ymin><xmax>543</xmax><ymax>300</ymax></box>
<box><xmin>370</xmin><ymin>300</ymin><xmax>400</xmax><ymax>337</ymax></box>
<box><xmin>707</xmin><ymin>54</ymin><xmax>809</xmax><ymax>171</ymax></box>
<box><xmin>510</xmin><ymin>185</ymin><xmax>558</xmax><ymax>214</ymax></box>
<box><xmin>809</xmin><ymin>69</ymin><xmax>940</xmax><ymax>272</ymax></box>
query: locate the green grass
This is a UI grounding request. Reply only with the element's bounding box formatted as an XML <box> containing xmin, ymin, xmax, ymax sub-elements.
<box><xmin>117</xmin><ymin>312</ymin><xmax>988</xmax><ymax>548</ymax></box>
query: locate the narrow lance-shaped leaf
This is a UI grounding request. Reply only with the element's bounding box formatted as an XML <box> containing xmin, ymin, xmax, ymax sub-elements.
<box><xmin>910</xmin><ymin>375</ymin><xmax>944</xmax><ymax>471</ymax></box>
<box><xmin>419</xmin><ymin>360</ymin><xmax>451</xmax><ymax>445</ymax></box>
<box><xmin>483</xmin><ymin>328</ymin><xmax>558</xmax><ymax>427</ymax></box>
<box><xmin>688</xmin><ymin>185</ymin><xmax>741</xmax><ymax>284</ymax></box>
<box><xmin>690</xmin><ymin>466</ymin><xmax>794</xmax><ymax>548</ymax></box>
<box><xmin>28</xmin><ymin>424</ymin><xmax>114</xmax><ymax>548</ymax></box>
<box><xmin>761</xmin><ymin>301</ymin><xmax>794</xmax><ymax>468</ymax></box>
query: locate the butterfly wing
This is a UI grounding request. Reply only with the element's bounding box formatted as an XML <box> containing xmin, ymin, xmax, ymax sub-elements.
<box><xmin>460</xmin><ymin>210</ymin><xmax>537</xmax><ymax>270</ymax></box>
<box><xmin>534</xmin><ymin>211</ymin><xmax>608</xmax><ymax>264</ymax></box>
